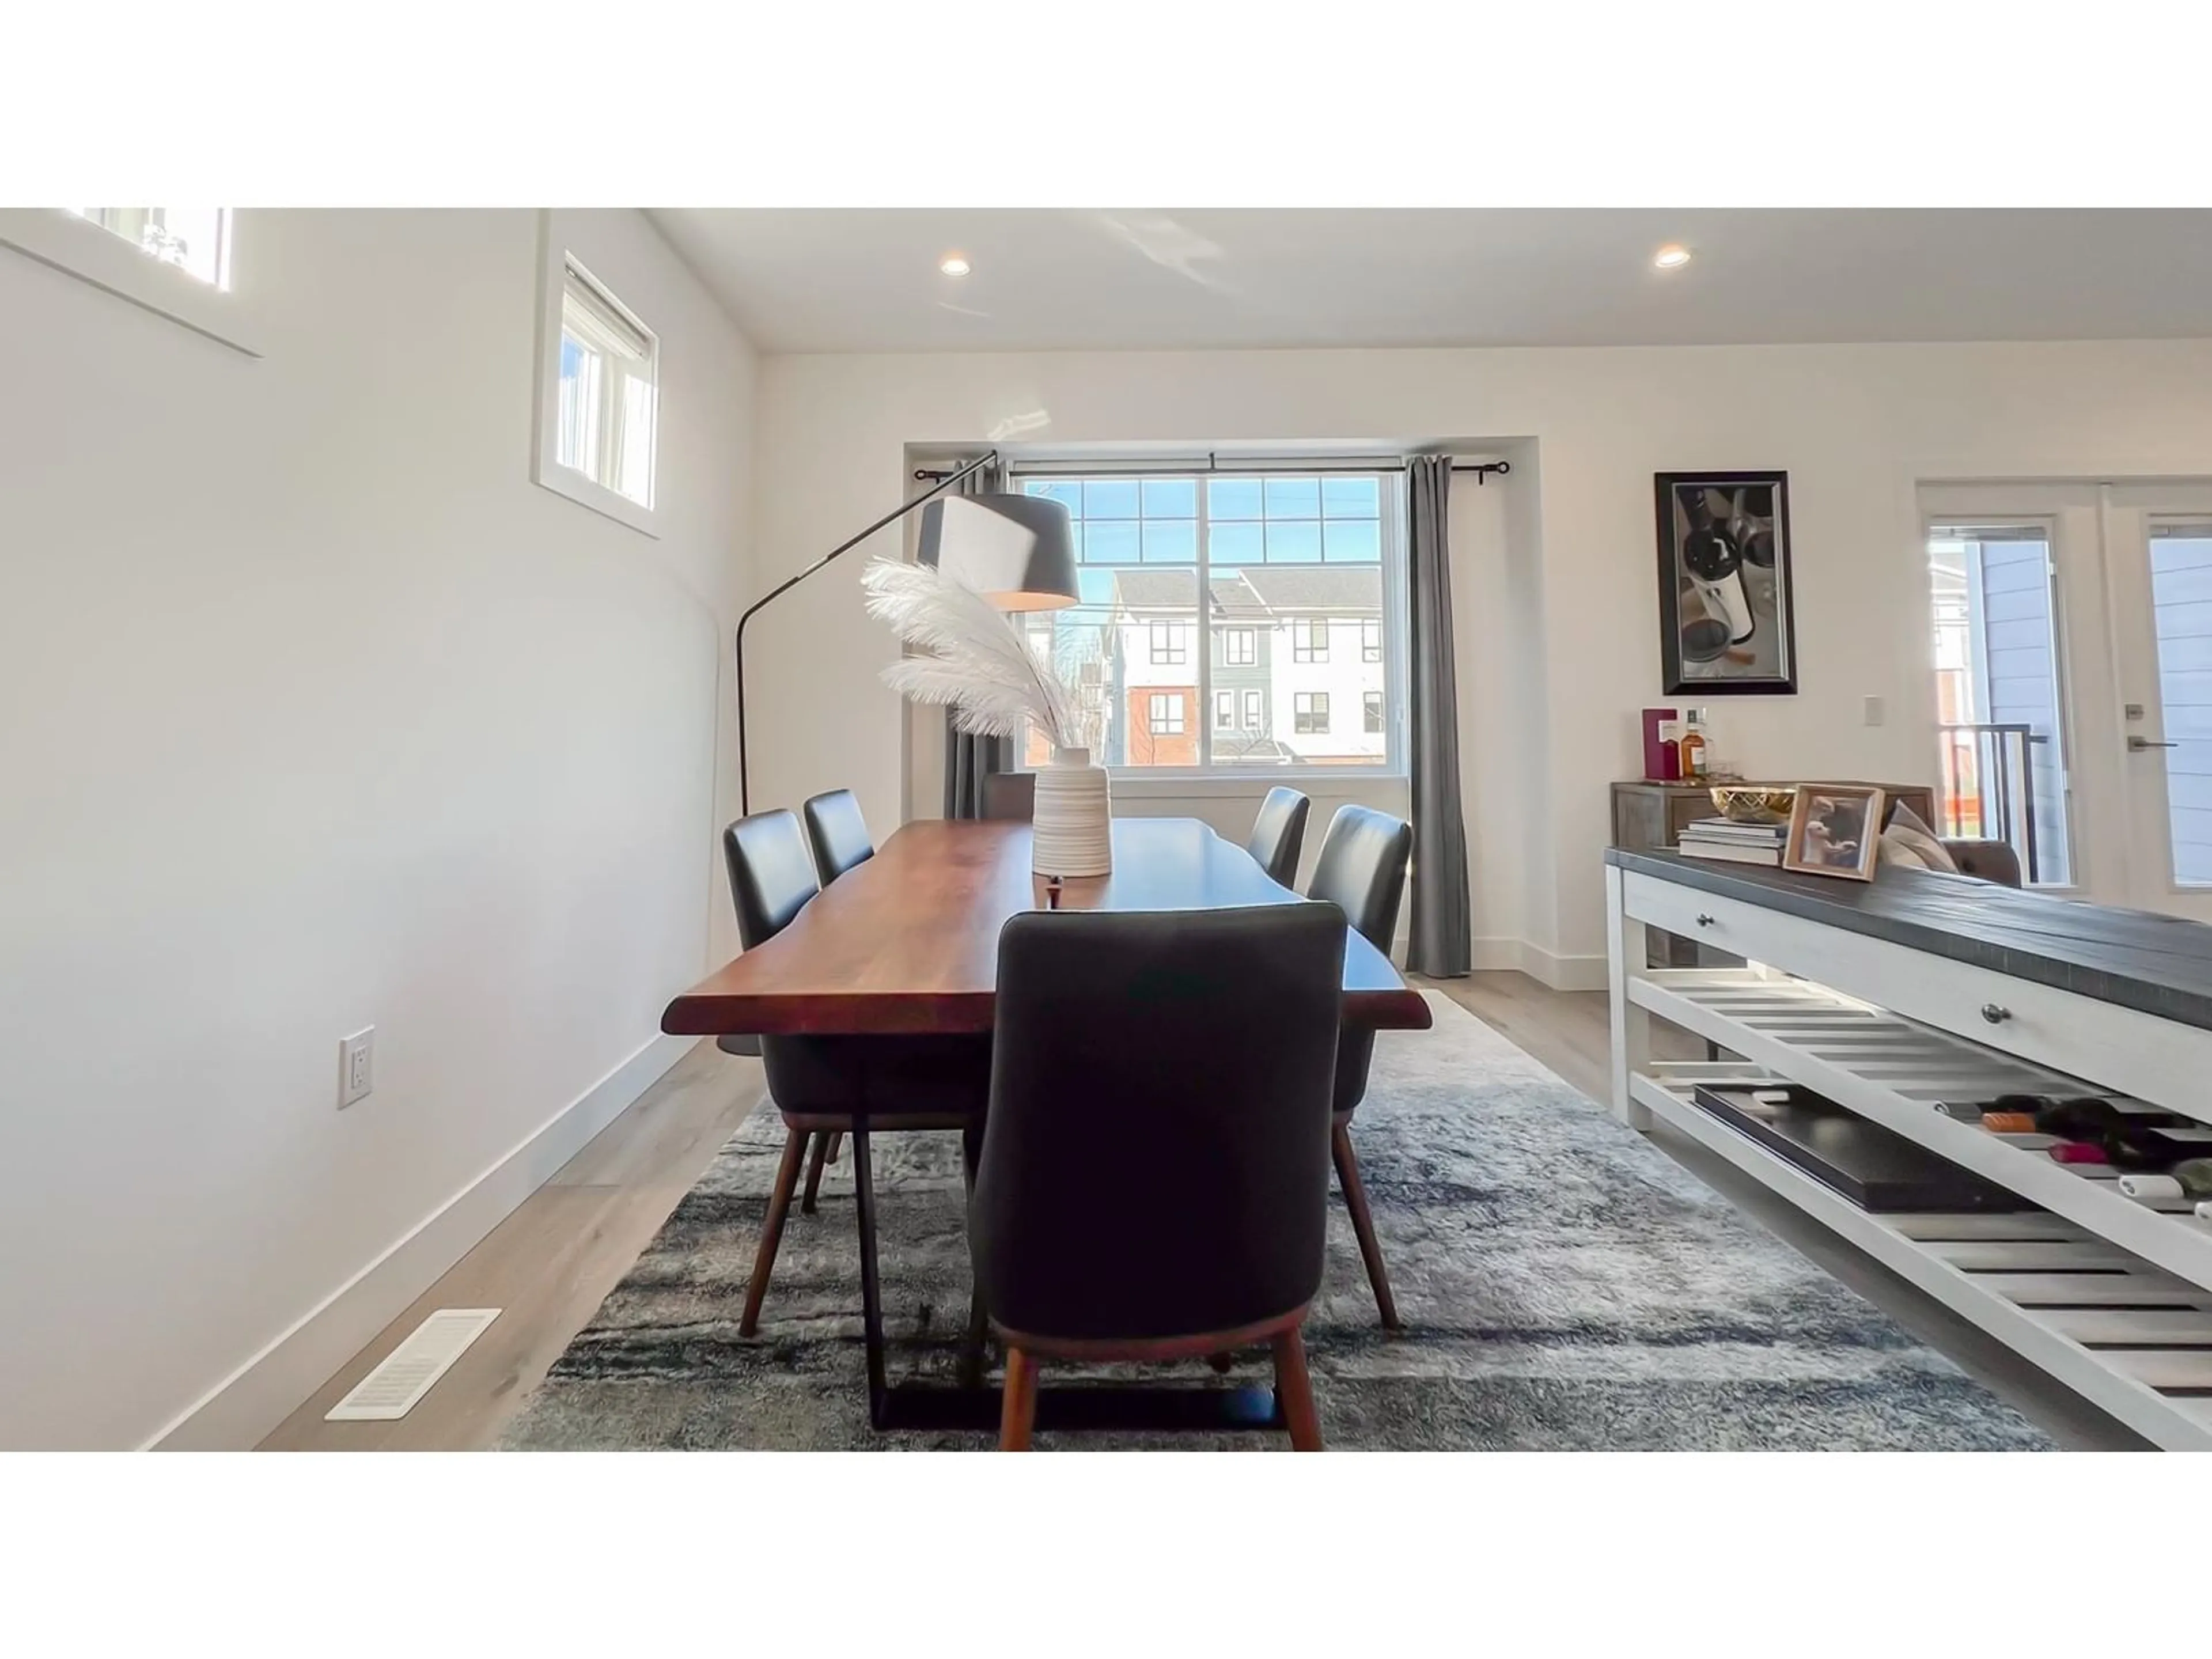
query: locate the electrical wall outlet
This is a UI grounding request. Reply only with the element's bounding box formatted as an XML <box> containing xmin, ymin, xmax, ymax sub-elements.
<box><xmin>339</xmin><ymin>1028</ymin><xmax>374</xmax><ymax>1108</ymax></box>
<box><xmin>1862</xmin><ymin>694</ymin><xmax>1885</xmax><ymax>727</ymax></box>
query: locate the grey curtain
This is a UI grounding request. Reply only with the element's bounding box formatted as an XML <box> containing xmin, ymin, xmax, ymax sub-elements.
<box><xmin>943</xmin><ymin>457</ymin><xmax>1014</xmax><ymax>819</ymax></box>
<box><xmin>1405</xmin><ymin>456</ymin><xmax>1472</xmax><ymax>976</ymax></box>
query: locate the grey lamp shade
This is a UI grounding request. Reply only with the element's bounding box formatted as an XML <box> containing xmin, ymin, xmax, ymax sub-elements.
<box><xmin>915</xmin><ymin>493</ymin><xmax>1079</xmax><ymax>611</ymax></box>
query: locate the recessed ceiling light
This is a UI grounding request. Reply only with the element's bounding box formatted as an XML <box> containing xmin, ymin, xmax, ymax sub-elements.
<box><xmin>1653</xmin><ymin>244</ymin><xmax>1692</xmax><ymax>270</ymax></box>
<box><xmin>939</xmin><ymin>254</ymin><xmax>971</xmax><ymax>277</ymax></box>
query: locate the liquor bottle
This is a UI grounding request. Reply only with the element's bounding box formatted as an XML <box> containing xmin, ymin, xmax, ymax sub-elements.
<box><xmin>1679</xmin><ymin>709</ymin><xmax>1709</xmax><ymax>780</ymax></box>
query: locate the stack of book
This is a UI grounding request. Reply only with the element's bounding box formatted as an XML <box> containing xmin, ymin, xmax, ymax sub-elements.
<box><xmin>1678</xmin><ymin>816</ymin><xmax>1786</xmax><ymax>865</ymax></box>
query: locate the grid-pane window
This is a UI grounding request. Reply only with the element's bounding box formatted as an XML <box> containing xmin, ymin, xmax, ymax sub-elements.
<box><xmin>556</xmin><ymin>261</ymin><xmax>657</xmax><ymax>509</ymax></box>
<box><xmin>1018</xmin><ymin>469</ymin><xmax>1396</xmax><ymax>772</ymax></box>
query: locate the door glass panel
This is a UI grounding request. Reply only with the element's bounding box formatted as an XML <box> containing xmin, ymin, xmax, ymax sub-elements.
<box><xmin>2148</xmin><ymin>522</ymin><xmax>2212</xmax><ymax>885</ymax></box>
<box><xmin>1927</xmin><ymin>524</ymin><xmax>2072</xmax><ymax>884</ymax></box>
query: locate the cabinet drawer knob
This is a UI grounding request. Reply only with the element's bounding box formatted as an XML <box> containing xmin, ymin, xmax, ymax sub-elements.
<box><xmin>1695</xmin><ymin>913</ymin><xmax>1715</xmax><ymax>927</ymax></box>
<box><xmin>1980</xmin><ymin>1002</ymin><xmax>2012</xmax><ymax>1024</ymax></box>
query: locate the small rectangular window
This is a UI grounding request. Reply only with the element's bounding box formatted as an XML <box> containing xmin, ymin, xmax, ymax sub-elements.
<box><xmin>1148</xmin><ymin>692</ymin><xmax>1185</xmax><ymax>735</ymax></box>
<box><xmin>1221</xmin><ymin>627</ymin><xmax>1256</xmax><ymax>665</ymax></box>
<box><xmin>1243</xmin><ymin>689</ymin><xmax>1263</xmax><ymax>729</ymax></box>
<box><xmin>1293</xmin><ymin>619</ymin><xmax>1330</xmax><ymax>663</ymax></box>
<box><xmin>70</xmin><ymin>207</ymin><xmax>231</xmax><ymax>289</ymax></box>
<box><xmin>1214</xmin><ymin>691</ymin><xmax>1236</xmax><ymax>728</ymax></box>
<box><xmin>1294</xmin><ymin>691</ymin><xmax>1330</xmax><ymax>734</ymax></box>
<box><xmin>1149</xmin><ymin>619</ymin><xmax>1188</xmax><ymax>664</ymax></box>
<box><xmin>1362</xmin><ymin>619</ymin><xmax>1383</xmax><ymax>662</ymax></box>
<box><xmin>556</xmin><ymin>261</ymin><xmax>657</xmax><ymax>509</ymax></box>
<box><xmin>1364</xmin><ymin>691</ymin><xmax>1384</xmax><ymax>734</ymax></box>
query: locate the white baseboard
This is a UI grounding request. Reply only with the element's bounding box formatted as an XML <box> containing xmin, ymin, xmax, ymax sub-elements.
<box><xmin>1517</xmin><ymin>942</ymin><xmax>1608</xmax><ymax>993</ymax></box>
<box><xmin>145</xmin><ymin>1032</ymin><xmax>695</xmax><ymax>1452</ymax></box>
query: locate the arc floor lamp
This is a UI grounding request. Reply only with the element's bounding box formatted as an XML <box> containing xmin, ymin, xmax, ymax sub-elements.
<box><xmin>733</xmin><ymin>451</ymin><xmax>1080</xmax><ymax>816</ymax></box>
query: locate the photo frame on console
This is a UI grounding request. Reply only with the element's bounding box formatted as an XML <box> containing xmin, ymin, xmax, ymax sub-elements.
<box><xmin>1782</xmin><ymin>784</ymin><xmax>1885</xmax><ymax>881</ymax></box>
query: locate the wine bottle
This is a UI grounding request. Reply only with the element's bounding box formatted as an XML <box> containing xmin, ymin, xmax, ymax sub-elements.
<box><xmin>1680</xmin><ymin>490</ymin><xmax>1755</xmax><ymax>645</ymax></box>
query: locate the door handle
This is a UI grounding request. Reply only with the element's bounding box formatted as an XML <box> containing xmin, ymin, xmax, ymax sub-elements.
<box><xmin>2129</xmin><ymin>736</ymin><xmax>2181</xmax><ymax>752</ymax></box>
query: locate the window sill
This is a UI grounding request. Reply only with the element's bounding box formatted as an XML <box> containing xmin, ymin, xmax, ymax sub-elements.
<box><xmin>0</xmin><ymin>210</ymin><xmax>263</xmax><ymax>357</ymax></box>
<box><xmin>531</xmin><ymin>461</ymin><xmax>660</xmax><ymax>539</ymax></box>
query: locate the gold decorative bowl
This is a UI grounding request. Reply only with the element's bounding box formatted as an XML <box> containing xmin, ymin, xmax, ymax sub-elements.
<box><xmin>1709</xmin><ymin>785</ymin><xmax>1797</xmax><ymax>824</ymax></box>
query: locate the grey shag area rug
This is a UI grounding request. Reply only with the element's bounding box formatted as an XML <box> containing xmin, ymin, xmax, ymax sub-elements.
<box><xmin>500</xmin><ymin>994</ymin><xmax>2052</xmax><ymax>1451</ymax></box>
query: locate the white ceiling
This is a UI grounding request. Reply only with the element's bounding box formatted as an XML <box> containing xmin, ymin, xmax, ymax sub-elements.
<box><xmin>649</xmin><ymin>209</ymin><xmax>2212</xmax><ymax>355</ymax></box>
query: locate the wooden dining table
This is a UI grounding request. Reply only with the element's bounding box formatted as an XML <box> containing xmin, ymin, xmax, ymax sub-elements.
<box><xmin>661</xmin><ymin>815</ymin><xmax>1434</xmax><ymax>1433</ymax></box>
<box><xmin>664</xmin><ymin>816</ymin><xmax>1434</xmax><ymax>1039</ymax></box>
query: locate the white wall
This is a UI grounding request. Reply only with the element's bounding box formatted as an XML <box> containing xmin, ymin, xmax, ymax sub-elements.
<box><xmin>0</xmin><ymin>209</ymin><xmax>756</xmax><ymax>1448</ymax></box>
<box><xmin>749</xmin><ymin>340</ymin><xmax>2212</xmax><ymax>980</ymax></box>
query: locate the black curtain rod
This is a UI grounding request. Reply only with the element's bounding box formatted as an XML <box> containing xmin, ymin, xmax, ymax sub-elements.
<box><xmin>911</xmin><ymin>457</ymin><xmax>1511</xmax><ymax>484</ymax></box>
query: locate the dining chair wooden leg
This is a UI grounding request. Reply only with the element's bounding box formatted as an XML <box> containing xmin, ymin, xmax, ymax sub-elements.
<box><xmin>1271</xmin><ymin>1327</ymin><xmax>1324</xmax><ymax>1452</ymax></box>
<box><xmin>1332</xmin><ymin>1122</ymin><xmax>1400</xmax><ymax>1331</ymax></box>
<box><xmin>826</xmin><ymin>1131</ymin><xmax>843</xmax><ymax>1164</ymax></box>
<box><xmin>999</xmin><ymin>1347</ymin><xmax>1039</xmax><ymax>1450</ymax></box>
<box><xmin>801</xmin><ymin>1131</ymin><xmax>832</xmax><ymax>1215</ymax></box>
<box><xmin>740</xmin><ymin>1127</ymin><xmax>809</xmax><ymax>1338</ymax></box>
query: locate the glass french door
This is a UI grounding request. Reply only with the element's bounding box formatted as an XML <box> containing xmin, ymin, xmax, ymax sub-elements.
<box><xmin>1925</xmin><ymin>481</ymin><xmax>2212</xmax><ymax>919</ymax></box>
<box><xmin>2104</xmin><ymin>486</ymin><xmax>2212</xmax><ymax>919</ymax></box>
<box><xmin>1923</xmin><ymin>487</ymin><xmax>2090</xmax><ymax>891</ymax></box>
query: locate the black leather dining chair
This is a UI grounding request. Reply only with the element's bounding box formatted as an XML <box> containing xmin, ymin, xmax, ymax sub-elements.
<box><xmin>980</xmin><ymin>772</ymin><xmax>1035</xmax><ymax>821</ymax></box>
<box><xmin>971</xmin><ymin>903</ymin><xmax>1346</xmax><ymax>1450</ymax></box>
<box><xmin>801</xmin><ymin>787</ymin><xmax>874</xmax><ymax>884</ymax></box>
<box><xmin>721</xmin><ymin>811</ymin><xmax>992</xmax><ymax>1375</ymax></box>
<box><xmin>1245</xmin><ymin>786</ymin><xmax>1310</xmax><ymax>887</ymax></box>
<box><xmin>1306</xmin><ymin>804</ymin><xmax>1415</xmax><ymax>1330</ymax></box>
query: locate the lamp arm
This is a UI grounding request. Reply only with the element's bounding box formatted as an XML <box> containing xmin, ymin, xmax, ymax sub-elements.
<box><xmin>734</xmin><ymin>450</ymin><xmax>999</xmax><ymax>816</ymax></box>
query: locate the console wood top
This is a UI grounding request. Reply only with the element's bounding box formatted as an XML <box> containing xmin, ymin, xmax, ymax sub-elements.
<box><xmin>1608</xmin><ymin>847</ymin><xmax>2212</xmax><ymax>1032</ymax></box>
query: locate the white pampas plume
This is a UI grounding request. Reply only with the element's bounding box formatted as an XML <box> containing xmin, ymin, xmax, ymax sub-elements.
<box><xmin>861</xmin><ymin>558</ymin><xmax>1081</xmax><ymax>752</ymax></box>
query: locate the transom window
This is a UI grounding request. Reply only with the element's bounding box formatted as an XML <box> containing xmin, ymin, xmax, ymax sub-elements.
<box><xmin>1016</xmin><ymin>467</ymin><xmax>1400</xmax><ymax>775</ymax></box>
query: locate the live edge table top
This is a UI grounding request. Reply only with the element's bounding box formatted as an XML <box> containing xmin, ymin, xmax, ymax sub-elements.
<box><xmin>1609</xmin><ymin>847</ymin><xmax>2212</xmax><ymax>1034</ymax></box>
<box><xmin>665</xmin><ymin>817</ymin><xmax>1435</xmax><ymax>1039</ymax></box>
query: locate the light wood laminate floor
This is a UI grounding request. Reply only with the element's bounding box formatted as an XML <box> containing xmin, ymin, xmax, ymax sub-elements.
<box><xmin>262</xmin><ymin>972</ymin><xmax>2145</xmax><ymax>1451</ymax></box>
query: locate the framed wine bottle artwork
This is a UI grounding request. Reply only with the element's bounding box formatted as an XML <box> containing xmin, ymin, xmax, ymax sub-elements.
<box><xmin>1653</xmin><ymin>470</ymin><xmax>1798</xmax><ymax>695</ymax></box>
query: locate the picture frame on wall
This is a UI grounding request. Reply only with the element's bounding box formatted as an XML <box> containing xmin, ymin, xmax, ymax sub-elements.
<box><xmin>1782</xmin><ymin>783</ymin><xmax>1885</xmax><ymax>881</ymax></box>
<box><xmin>1654</xmin><ymin>470</ymin><xmax>1797</xmax><ymax>695</ymax></box>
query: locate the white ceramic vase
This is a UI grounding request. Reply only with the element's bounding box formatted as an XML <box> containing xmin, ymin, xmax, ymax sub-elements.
<box><xmin>1031</xmin><ymin>745</ymin><xmax>1112</xmax><ymax>877</ymax></box>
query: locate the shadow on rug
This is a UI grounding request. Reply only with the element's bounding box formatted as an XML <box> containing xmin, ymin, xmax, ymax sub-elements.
<box><xmin>499</xmin><ymin>994</ymin><xmax>2052</xmax><ymax>1450</ymax></box>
